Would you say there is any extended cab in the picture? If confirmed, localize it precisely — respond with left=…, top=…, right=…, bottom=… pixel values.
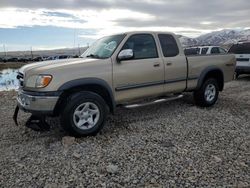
left=16, top=31, right=236, bottom=136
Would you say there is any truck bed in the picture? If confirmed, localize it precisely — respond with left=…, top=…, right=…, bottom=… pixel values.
left=186, top=54, right=236, bottom=90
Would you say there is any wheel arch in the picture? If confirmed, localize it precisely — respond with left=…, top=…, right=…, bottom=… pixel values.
left=196, top=66, right=224, bottom=91
left=54, top=78, right=115, bottom=115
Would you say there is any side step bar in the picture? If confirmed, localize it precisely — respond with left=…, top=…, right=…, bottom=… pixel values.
left=124, top=94, right=183, bottom=109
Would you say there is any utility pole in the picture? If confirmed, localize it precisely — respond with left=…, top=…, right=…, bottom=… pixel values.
left=78, top=44, right=81, bottom=56
left=73, top=28, right=76, bottom=55
left=3, top=44, right=7, bottom=57
left=30, top=46, right=33, bottom=59
left=74, top=29, right=76, bottom=48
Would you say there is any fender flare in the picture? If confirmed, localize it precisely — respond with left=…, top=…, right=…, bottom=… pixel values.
left=58, top=78, right=116, bottom=112
left=196, top=66, right=224, bottom=90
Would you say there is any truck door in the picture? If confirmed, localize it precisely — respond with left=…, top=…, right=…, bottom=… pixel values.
left=113, top=33, right=165, bottom=103
left=157, top=34, right=187, bottom=93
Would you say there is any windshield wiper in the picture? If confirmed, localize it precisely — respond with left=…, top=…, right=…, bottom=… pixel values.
left=86, top=54, right=100, bottom=59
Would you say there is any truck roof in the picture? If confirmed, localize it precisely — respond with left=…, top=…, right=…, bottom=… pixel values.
left=122, top=31, right=175, bottom=35
left=186, top=46, right=222, bottom=48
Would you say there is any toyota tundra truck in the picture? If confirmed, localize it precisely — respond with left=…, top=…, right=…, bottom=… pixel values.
left=15, top=31, right=236, bottom=136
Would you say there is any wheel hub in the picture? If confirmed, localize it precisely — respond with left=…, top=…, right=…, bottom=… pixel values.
left=73, top=102, right=100, bottom=130
left=205, top=84, right=216, bottom=102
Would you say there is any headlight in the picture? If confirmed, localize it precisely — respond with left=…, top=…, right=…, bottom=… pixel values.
left=35, top=75, right=53, bottom=88
left=25, top=75, right=52, bottom=88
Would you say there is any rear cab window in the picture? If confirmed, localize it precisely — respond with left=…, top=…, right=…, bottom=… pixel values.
left=158, top=34, right=179, bottom=57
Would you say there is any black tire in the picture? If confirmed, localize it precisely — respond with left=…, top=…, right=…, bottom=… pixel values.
left=194, top=78, right=219, bottom=107
left=60, top=91, right=108, bottom=137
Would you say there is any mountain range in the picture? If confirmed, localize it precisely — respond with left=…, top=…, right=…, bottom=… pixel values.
left=179, top=29, right=250, bottom=47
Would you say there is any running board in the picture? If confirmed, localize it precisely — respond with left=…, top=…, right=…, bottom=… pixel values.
left=123, top=94, right=183, bottom=109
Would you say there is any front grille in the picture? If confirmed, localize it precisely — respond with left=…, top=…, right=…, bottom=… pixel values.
left=17, top=72, right=24, bottom=87
left=236, top=58, right=249, bottom=62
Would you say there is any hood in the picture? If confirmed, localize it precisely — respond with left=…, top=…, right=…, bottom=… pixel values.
left=19, top=58, right=98, bottom=75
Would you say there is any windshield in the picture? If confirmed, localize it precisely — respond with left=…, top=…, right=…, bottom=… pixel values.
left=228, top=43, right=250, bottom=54
left=81, top=34, right=126, bottom=59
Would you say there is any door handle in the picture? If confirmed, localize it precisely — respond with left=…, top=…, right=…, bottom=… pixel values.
left=153, top=63, right=160, bottom=67
left=166, top=62, right=172, bottom=66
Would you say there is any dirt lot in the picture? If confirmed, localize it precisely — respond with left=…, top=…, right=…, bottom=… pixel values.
left=0, top=77, right=249, bottom=187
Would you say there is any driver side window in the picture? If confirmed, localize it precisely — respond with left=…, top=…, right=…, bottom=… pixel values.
left=122, top=34, right=158, bottom=60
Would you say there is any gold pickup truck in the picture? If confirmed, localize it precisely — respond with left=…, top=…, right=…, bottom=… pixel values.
left=15, top=31, right=236, bottom=136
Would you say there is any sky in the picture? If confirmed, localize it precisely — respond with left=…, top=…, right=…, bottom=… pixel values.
left=0, top=0, right=249, bottom=52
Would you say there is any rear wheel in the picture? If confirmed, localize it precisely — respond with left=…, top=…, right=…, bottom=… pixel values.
left=60, top=91, right=108, bottom=137
left=194, top=78, right=219, bottom=107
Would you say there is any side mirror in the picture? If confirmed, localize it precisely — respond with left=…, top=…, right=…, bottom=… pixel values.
left=117, top=49, right=134, bottom=61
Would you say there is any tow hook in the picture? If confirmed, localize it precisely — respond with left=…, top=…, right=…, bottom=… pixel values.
left=13, top=105, right=50, bottom=131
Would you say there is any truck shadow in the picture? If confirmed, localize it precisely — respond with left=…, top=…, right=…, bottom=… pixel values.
left=236, top=75, right=250, bottom=81
left=17, top=93, right=195, bottom=139
left=102, top=94, right=195, bottom=135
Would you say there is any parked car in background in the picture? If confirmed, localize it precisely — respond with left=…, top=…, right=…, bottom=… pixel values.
left=198, top=46, right=227, bottom=55
left=44, top=55, right=72, bottom=61
left=55, top=55, right=71, bottom=60
left=228, top=42, right=250, bottom=78
left=32, top=56, right=44, bottom=62
left=17, top=57, right=36, bottom=62
left=44, top=56, right=56, bottom=61
left=3, top=57, right=19, bottom=62
left=184, top=46, right=227, bottom=56
left=17, top=57, right=29, bottom=62
left=184, top=47, right=199, bottom=55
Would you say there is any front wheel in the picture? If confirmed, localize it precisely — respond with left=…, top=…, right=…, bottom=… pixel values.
left=60, top=91, right=108, bottom=137
left=194, top=78, right=219, bottom=107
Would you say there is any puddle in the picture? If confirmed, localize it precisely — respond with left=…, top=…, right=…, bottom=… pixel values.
left=0, top=69, right=19, bottom=91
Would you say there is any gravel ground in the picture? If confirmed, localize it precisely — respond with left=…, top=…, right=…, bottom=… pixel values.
left=0, top=77, right=250, bottom=188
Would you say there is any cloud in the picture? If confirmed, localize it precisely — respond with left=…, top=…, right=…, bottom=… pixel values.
left=0, top=8, right=84, bottom=29
left=0, top=0, right=249, bottom=37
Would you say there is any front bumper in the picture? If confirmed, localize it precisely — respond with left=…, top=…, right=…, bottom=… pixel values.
left=17, top=90, right=60, bottom=114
